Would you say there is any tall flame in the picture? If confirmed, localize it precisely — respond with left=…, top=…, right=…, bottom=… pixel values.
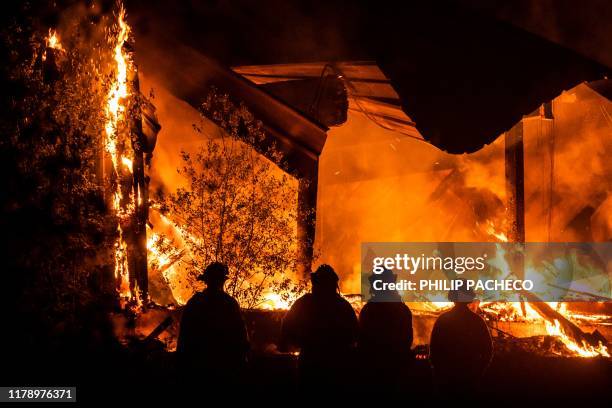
left=104, top=5, right=130, bottom=169
left=104, top=4, right=134, bottom=300
left=485, top=220, right=509, bottom=242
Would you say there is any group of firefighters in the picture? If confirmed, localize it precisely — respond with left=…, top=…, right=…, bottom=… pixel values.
left=176, top=262, right=493, bottom=396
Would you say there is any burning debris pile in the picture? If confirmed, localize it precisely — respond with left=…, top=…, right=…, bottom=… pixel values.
left=482, top=302, right=610, bottom=358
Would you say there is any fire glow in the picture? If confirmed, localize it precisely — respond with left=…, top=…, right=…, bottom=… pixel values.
left=42, top=29, right=64, bottom=62
left=141, top=131, right=609, bottom=359
left=46, top=29, right=63, bottom=51
left=82, top=3, right=609, bottom=359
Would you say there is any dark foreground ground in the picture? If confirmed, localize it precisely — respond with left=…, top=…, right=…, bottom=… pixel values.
left=1, top=308, right=609, bottom=404
left=2, top=332, right=610, bottom=405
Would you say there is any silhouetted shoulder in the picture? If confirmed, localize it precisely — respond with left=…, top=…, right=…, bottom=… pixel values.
left=220, top=291, right=241, bottom=307
left=338, top=296, right=355, bottom=314
left=290, top=293, right=314, bottom=309
left=183, top=292, right=206, bottom=310
left=434, top=307, right=484, bottom=326
left=199, top=289, right=238, bottom=303
left=186, top=291, right=204, bottom=304
left=361, top=301, right=412, bottom=316
left=435, top=308, right=454, bottom=322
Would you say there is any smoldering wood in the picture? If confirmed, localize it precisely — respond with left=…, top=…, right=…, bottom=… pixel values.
left=504, top=121, right=526, bottom=290
left=521, top=291, right=607, bottom=349
left=145, top=315, right=174, bottom=342
left=504, top=121, right=525, bottom=243
left=126, top=68, right=149, bottom=300
left=141, top=99, right=161, bottom=157
left=297, top=163, right=318, bottom=276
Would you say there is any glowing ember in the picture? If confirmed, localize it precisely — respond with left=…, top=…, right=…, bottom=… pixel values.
left=46, top=29, right=63, bottom=51
left=485, top=220, right=508, bottom=242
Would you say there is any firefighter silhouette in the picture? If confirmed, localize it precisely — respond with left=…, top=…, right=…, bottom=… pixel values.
left=429, top=287, right=493, bottom=394
left=177, top=262, right=249, bottom=386
left=359, top=269, right=414, bottom=393
left=281, top=264, right=358, bottom=392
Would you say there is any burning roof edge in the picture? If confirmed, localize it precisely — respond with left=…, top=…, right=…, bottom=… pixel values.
left=233, top=61, right=423, bottom=142
left=134, top=37, right=327, bottom=178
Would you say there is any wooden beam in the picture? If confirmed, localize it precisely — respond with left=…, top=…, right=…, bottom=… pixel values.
left=128, top=70, right=149, bottom=301
left=505, top=122, right=525, bottom=243
left=297, top=161, right=318, bottom=276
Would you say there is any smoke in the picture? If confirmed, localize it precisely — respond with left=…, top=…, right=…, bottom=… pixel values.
left=139, top=73, right=220, bottom=194
left=315, top=84, right=611, bottom=293
left=315, top=111, right=504, bottom=293
left=539, top=84, right=612, bottom=241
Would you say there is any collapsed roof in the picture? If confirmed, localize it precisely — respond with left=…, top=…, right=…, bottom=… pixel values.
left=131, top=0, right=609, bottom=155
left=233, top=61, right=423, bottom=141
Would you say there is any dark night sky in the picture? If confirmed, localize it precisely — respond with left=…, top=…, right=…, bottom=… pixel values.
left=127, top=0, right=612, bottom=68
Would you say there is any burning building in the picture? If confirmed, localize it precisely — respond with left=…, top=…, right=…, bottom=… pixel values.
left=116, top=0, right=612, bottom=357
left=132, top=35, right=611, bottom=359
left=37, top=1, right=610, bottom=359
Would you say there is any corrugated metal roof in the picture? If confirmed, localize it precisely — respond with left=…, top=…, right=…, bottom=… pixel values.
left=233, top=62, right=424, bottom=141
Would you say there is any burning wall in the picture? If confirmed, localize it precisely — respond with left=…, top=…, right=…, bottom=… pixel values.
left=35, top=2, right=160, bottom=305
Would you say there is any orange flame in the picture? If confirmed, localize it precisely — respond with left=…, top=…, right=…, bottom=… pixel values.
left=104, top=6, right=131, bottom=167
left=544, top=318, right=610, bottom=357
left=46, top=29, right=63, bottom=51
left=104, top=4, right=134, bottom=300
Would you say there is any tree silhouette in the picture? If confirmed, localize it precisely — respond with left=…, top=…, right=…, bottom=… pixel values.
left=157, top=90, right=306, bottom=308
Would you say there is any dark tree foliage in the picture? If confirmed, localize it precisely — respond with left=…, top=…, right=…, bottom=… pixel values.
left=0, top=1, right=120, bottom=379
